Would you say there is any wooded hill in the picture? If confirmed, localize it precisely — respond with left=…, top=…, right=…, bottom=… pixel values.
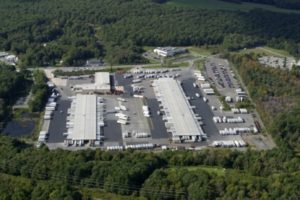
left=1, top=0, right=300, bottom=66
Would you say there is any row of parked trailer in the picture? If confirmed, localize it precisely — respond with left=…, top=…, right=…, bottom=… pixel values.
left=142, top=106, right=151, bottom=117
left=213, top=116, right=244, bottom=123
left=106, top=143, right=154, bottom=150
left=38, top=131, right=49, bottom=143
left=44, top=92, right=59, bottom=120
left=133, top=73, right=180, bottom=82
left=132, top=68, right=174, bottom=74
left=116, top=112, right=129, bottom=125
left=212, top=140, right=246, bottom=148
left=134, top=132, right=150, bottom=138
left=219, top=127, right=257, bottom=135
left=132, top=84, right=143, bottom=93
left=231, top=108, right=248, bottom=114
left=194, top=70, right=206, bottom=81
left=130, top=68, right=181, bottom=82
left=199, top=82, right=215, bottom=95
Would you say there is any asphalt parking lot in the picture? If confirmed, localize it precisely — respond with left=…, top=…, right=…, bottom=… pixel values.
left=48, top=99, right=71, bottom=143
left=205, top=58, right=240, bottom=98
left=102, top=96, right=123, bottom=145
left=115, top=73, right=169, bottom=142
left=46, top=66, right=259, bottom=149
left=180, top=78, right=220, bottom=140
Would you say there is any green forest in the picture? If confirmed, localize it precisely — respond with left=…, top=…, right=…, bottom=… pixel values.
left=226, top=53, right=300, bottom=153
left=221, top=0, right=300, bottom=10
left=1, top=0, right=300, bottom=199
left=0, top=63, right=30, bottom=128
left=1, top=0, right=300, bottom=66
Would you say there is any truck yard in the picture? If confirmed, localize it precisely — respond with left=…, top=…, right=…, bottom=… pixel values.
left=40, top=57, right=273, bottom=150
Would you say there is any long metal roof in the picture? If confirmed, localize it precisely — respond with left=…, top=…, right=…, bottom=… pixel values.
left=72, top=94, right=97, bottom=140
left=153, top=78, right=205, bottom=137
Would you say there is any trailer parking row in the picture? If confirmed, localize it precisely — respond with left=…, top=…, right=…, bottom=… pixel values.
left=211, top=140, right=246, bottom=148
left=219, top=127, right=257, bottom=135
left=106, top=143, right=154, bottom=150
left=213, top=116, right=244, bottom=123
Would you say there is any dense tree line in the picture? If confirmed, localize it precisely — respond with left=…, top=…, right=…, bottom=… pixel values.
left=226, top=53, right=300, bottom=151
left=0, top=63, right=29, bottom=129
left=0, top=173, right=81, bottom=200
left=1, top=0, right=300, bottom=66
left=222, top=0, right=300, bottom=10
left=0, top=136, right=300, bottom=199
left=141, top=167, right=300, bottom=200
left=28, top=70, right=49, bottom=112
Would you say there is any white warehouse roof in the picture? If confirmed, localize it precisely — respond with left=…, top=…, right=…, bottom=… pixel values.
left=74, top=72, right=111, bottom=92
left=153, top=78, right=205, bottom=138
left=71, top=94, right=97, bottom=140
left=95, top=72, right=110, bottom=90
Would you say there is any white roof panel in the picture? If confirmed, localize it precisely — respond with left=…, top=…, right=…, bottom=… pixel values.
left=153, top=78, right=205, bottom=137
left=72, top=94, right=97, bottom=140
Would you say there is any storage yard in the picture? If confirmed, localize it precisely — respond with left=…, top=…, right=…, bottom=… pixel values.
left=258, top=56, right=296, bottom=70
left=40, top=59, right=270, bottom=150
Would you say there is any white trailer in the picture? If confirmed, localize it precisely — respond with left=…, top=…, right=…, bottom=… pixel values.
left=120, top=105, right=127, bottom=111
left=117, top=119, right=128, bottom=125
left=133, top=94, right=144, bottom=98
left=203, top=88, right=214, bottom=95
left=132, top=79, right=142, bottom=83
left=118, top=115, right=129, bottom=120
left=117, top=98, right=126, bottom=102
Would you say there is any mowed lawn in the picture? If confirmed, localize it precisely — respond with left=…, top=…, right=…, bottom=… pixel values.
left=166, top=0, right=300, bottom=14
left=238, top=46, right=292, bottom=57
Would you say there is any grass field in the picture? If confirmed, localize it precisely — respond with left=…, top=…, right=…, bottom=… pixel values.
left=238, top=46, right=292, bottom=57
left=143, top=61, right=189, bottom=69
left=188, top=46, right=212, bottom=57
left=167, top=0, right=300, bottom=14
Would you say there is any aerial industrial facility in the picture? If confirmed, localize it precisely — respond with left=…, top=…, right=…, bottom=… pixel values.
left=153, top=78, right=206, bottom=142
left=40, top=58, right=262, bottom=150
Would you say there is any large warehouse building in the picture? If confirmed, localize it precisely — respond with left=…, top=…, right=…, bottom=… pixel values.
left=65, top=94, right=104, bottom=146
left=153, top=78, right=206, bottom=142
left=74, top=72, right=111, bottom=94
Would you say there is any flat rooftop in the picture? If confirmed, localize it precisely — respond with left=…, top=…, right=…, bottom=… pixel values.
left=153, top=78, right=205, bottom=137
left=71, top=94, right=97, bottom=140
left=95, top=72, right=110, bottom=88
left=75, top=72, right=110, bottom=91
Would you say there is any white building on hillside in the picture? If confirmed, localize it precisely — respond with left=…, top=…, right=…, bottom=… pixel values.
left=153, top=47, right=186, bottom=57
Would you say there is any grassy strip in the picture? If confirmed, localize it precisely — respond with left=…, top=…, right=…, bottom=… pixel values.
left=193, top=59, right=206, bottom=71
left=53, top=67, right=132, bottom=77
left=143, top=62, right=189, bottom=69
left=238, top=46, right=292, bottom=57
